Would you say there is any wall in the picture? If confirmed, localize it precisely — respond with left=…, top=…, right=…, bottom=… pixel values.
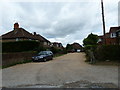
left=2, top=52, right=36, bottom=67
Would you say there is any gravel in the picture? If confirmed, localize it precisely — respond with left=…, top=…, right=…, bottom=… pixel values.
left=2, top=53, right=118, bottom=88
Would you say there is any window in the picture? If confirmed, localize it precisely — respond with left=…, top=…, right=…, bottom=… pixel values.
left=16, top=38, right=19, bottom=41
left=118, top=32, right=120, bottom=37
left=98, top=39, right=102, bottom=42
left=57, top=44, right=59, bottom=47
left=44, top=42, right=47, bottom=45
left=48, top=43, right=50, bottom=46
left=111, top=33, right=116, bottom=38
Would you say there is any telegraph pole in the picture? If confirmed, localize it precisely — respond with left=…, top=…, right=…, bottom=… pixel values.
left=101, top=0, right=106, bottom=45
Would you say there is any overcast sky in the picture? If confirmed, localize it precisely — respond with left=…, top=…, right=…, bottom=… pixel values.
left=0, top=0, right=119, bottom=46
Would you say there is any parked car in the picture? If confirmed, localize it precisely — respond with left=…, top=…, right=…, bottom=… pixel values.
left=32, top=51, right=53, bottom=62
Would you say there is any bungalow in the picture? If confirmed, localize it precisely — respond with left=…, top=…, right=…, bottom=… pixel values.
left=98, top=26, right=120, bottom=45
left=1, top=23, right=51, bottom=47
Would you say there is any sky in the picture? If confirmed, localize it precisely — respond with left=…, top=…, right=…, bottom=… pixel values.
left=0, top=0, right=119, bottom=46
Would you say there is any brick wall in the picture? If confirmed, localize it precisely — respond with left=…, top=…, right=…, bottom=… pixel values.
left=2, top=52, right=36, bottom=67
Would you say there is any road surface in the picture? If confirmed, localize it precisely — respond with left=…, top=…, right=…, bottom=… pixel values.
left=2, top=53, right=118, bottom=88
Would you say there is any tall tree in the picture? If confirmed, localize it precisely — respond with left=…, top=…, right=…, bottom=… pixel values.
left=83, top=33, right=98, bottom=46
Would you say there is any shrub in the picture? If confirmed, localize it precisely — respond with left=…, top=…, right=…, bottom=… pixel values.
left=84, top=45, right=97, bottom=51
left=36, top=45, right=47, bottom=53
left=84, top=45, right=120, bottom=62
left=2, top=40, right=40, bottom=53
left=95, top=45, right=120, bottom=61
left=50, top=47, right=60, bottom=54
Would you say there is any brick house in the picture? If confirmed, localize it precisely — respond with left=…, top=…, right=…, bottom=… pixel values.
left=71, top=42, right=83, bottom=52
left=33, top=32, right=51, bottom=47
left=1, top=23, right=51, bottom=47
left=52, top=42, right=64, bottom=49
left=116, top=29, right=120, bottom=45
left=66, top=42, right=83, bottom=52
left=98, top=26, right=120, bottom=45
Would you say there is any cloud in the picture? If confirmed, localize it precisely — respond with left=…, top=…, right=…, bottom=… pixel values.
left=0, top=0, right=119, bottom=46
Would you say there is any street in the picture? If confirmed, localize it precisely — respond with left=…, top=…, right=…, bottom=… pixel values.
left=2, top=53, right=118, bottom=88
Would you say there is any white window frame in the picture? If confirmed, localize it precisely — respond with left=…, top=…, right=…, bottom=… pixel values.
left=16, top=38, right=19, bottom=41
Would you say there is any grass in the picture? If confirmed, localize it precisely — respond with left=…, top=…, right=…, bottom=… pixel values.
left=2, top=53, right=67, bottom=69
left=54, top=53, right=66, bottom=57
left=2, top=59, right=32, bottom=69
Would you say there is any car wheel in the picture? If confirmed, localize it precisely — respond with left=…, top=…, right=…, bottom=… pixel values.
left=44, top=58, right=47, bottom=62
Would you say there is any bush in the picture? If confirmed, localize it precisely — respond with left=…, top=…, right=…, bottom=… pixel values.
left=50, top=47, right=60, bottom=54
left=2, top=41, right=40, bottom=53
left=84, top=45, right=120, bottom=62
left=84, top=45, right=97, bottom=51
left=36, top=45, right=47, bottom=53
left=95, top=45, right=120, bottom=61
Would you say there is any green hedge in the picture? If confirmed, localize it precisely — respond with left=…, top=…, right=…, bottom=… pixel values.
left=85, top=45, right=120, bottom=61
left=95, top=45, right=120, bottom=61
left=2, top=41, right=39, bottom=53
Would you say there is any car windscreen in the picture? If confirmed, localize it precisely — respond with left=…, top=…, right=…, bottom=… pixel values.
left=38, top=51, right=47, bottom=55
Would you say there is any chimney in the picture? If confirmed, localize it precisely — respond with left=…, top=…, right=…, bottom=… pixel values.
left=34, top=32, right=36, bottom=35
left=14, top=22, right=19, bottom=29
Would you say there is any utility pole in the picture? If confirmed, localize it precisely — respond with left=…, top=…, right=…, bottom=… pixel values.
left=101, top=0, right=106, bottom=45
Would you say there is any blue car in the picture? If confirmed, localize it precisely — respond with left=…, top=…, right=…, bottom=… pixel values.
left=32, top=51, right=53, bottom=62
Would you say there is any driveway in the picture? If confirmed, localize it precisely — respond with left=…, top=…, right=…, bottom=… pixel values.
left=2, top=53, right=118, bottom=88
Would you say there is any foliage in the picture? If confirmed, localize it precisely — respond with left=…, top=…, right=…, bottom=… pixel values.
left=2, top=41, right=39, bottom=53
left=95, top=45, right=120, bottom=61
left=50, top=47, right=61, bottom=54
left=36, top=45, right=47, bottom=53
left=83, top=33, right=98, bottom=46
left=2, top=59, right=32, bottom=69
left=66, top=44, right=74, bottom=52
left=84, top=45, right=120, bottom=62
left=66, top=44, right=73, bottom=50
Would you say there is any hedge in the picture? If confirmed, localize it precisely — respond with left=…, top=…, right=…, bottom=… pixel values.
left=85, top=45, right=120, bottom=61
left=95, top=45, right=120, bottom=61
left=2, top=41, right=40, bottom=53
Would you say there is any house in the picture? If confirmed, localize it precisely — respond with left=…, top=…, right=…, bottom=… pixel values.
left=52, top=42, right=64, bottom=49
left=98, top=26, right=120, bottom=45
left=66, top=42, right=82, bottom=52
left=1, top=23, right=35, bottom=42
left=116, top=29, right=120, bottom=45
left=33, top=32, right=51, bottom=47
left=1, top=23, right=51, bottom=47
left=71, top=42, right=83, bottom=52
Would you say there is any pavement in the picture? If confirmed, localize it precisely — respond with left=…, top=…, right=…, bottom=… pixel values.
left=2, top=53, right=118, bottom=88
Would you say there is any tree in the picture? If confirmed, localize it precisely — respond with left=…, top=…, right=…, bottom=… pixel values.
left=66, top=44, right=73, bottom=50
left=83, top=33, right=98, bottom=46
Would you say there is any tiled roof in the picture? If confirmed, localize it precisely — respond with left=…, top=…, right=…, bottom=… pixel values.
left=1, top=28, right=51, bottom=43
left=71, top=43, right=82, bottom=49
left=109, top=26, right=120, bottom=33
left=2, top=28, right=34, bottom=39
left=34, top=34, right=50, bottom=43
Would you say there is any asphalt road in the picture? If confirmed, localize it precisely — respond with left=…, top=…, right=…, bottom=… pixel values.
left=2, top=53, right=118, bottom=88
